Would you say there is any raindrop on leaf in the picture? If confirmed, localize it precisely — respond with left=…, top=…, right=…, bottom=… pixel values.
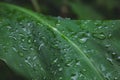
left=93, top=32, right=106, bottom=40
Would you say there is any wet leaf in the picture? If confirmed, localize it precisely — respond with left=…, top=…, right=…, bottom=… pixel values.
left=0, top=3, right=120, bottom=80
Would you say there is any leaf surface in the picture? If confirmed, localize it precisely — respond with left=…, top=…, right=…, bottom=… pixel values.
left=0, top=3, right=120, bottom=80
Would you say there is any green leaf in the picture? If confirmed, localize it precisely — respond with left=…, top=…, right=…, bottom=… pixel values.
left=0, top=3, right=120, bottom=80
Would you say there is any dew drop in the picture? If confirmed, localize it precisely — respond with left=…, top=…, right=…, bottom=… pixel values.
left=112, top=52, right=116, bottom=55
left=71, top=73, right=78, bottom=80
left=19, top=45, right=28, bottom=51
left=53, top=58, right=58, bottom=63
left=114, top=77, right=118, bottom=80
left=79, top=37, right=88, bottom=43
left=104, top=73, right=111, bottom=80
left=12, top=47, right=18, bottom=52
left=105, top=44, right=111, bottom=48
left=56, top=23, right=60, bottom=26
left=33, top=40, right=37, bottom=43
left=108, top=33, right=112, bottom=38
left=93, top=32, right=106, bottom=40
left=58, top=67, right=63, bottom=71
left=9, top=36, right=17, bottom=40
left=22, top=39, right=25, bottom=42
left=38, top=43, right=44, bottom=50
left=106, top=57, right=113, bottom=64
left=100, top=64, right=106, bottom=71
left=33, top=56, right=37, bottom=60
left=28, top=39, right=31, bottom=43
left=19, top=53, right=24, bottom=57
left=25, top=57, right=33, bottom=67
left=7, top=26, right=12, bottom=30
left=59, top=77, right=63, bottom=80
left=117, top=56, right=120, bottom=60
left=75, top=60, right=81, bottom=66
left=65, top=61, right=72, bottom=67
left=83, top=69, right=86, bottom=72
left=98, top=26, right=103, bottom=29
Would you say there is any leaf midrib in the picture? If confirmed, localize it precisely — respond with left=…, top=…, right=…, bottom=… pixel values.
left=0, top=3, right=105, bottom=80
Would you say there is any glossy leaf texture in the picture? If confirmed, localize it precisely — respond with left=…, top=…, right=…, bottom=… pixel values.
left=0, top=3, right=120, bottom=80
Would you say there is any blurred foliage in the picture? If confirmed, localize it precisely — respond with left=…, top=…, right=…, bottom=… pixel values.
left=0, top=0, right=120, bottom=19
left=0, top=0, right=120, bottom=79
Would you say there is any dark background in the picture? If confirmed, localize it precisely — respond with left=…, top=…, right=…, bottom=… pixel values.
left=0, top=0, right=120, bottom=19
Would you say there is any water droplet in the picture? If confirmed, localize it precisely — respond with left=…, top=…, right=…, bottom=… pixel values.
left=56, top=23, right=60, bottom=26
left=112, top=52, right=116, bottom=55
left=93, top=32, right=106, bottom=40
left=9, top=36, right=17, bottom=40
left=22, top=39, right=25, bottom=42
left=19, top=45, right=28, bottom=51
left=58, top=67, right=63, bottom=71
left=19, top=53, right=24, bottom=57
left=12, top=47, right=17, bottom=52
left=98, top=26, right=103, bottom=29
left=33, top=40, right=37, bottom=43
left=104, top=73, right=111, bottom=80
left=22, top=27, right=27, bottom=32
left=65, top=61, right=72, bottom=67
left=83, top=69, right=86, bottom=72
left=38, top=43, right=44, bottom=50
left=71, top=73, right=78, bottom=80
left=25, top=57, right=33, bottom=67
left=27, top=56, right=31, bottom=60
left=100, top=64, right=106, bottom=71
left=59, top=77, right=63, bottom=80
left=57, top=64, right=60, bottom=67
left=105, top=44, right=111, bottom=48
left=117, top=56, right=120, bottom=60
left=28, top=39, right=31, bottom=43
left=27, top=23, right=32, bottom=26
left=53, top=58, right=58, bottom=63
left=75, top=60, right=81, bottom=66
left=7, top=26, right=12, bottom=30
left=33, top=56, right=37, bottom=60
left=114, top=77, right=118, bottom=80
left=79, top=37, right=88, bottom=43
left=30, top=47, right=34, bottom=51
left=108, top=33, right=112, bottom=38
left=106, top=57, right=113, bottom=64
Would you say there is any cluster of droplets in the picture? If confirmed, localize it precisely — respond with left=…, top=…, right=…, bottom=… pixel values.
left=74, top=31, right=91, bottom=44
